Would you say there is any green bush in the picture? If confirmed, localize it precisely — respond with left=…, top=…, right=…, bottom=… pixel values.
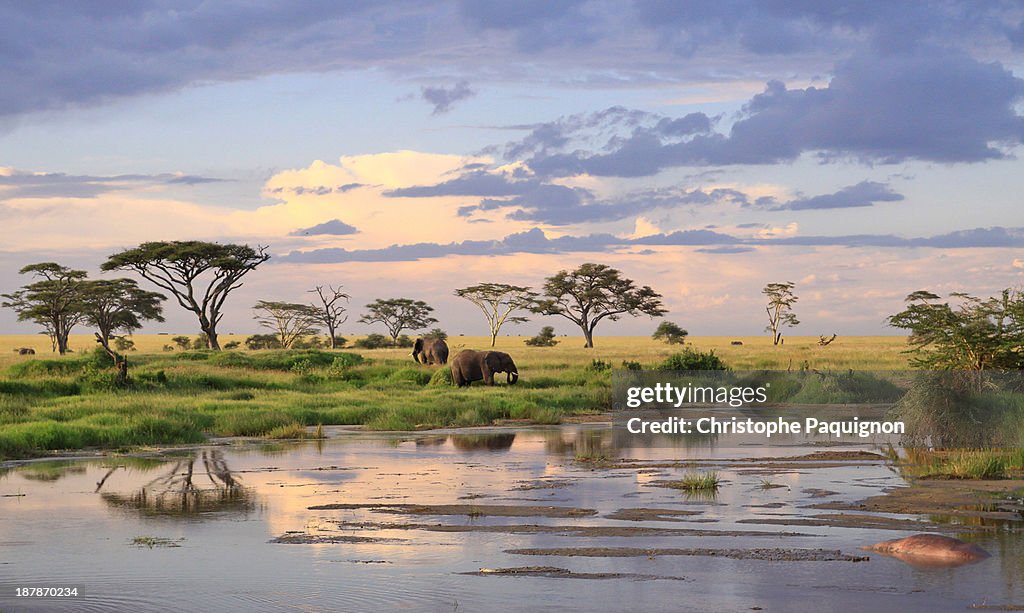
left=428, top=367, right=454, bottom=386
left=354, top=334, right=392, bottom=349
left=659, top=348, right=727, bottom=371
left=525, top=326, right=559, bottom=347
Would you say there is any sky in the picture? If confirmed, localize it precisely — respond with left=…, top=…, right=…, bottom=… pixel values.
left=3, top=1, right=1024, bottom=339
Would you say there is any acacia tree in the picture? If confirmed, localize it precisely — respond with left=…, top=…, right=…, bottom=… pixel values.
left=102, top=241, right=269, bottom=350
left=763, top=282, right=799, bottom=346
left=358, top=298, right=437, bottom=343
left=888, top=289, right=1024, bottom=370
left=532, top=263, right=665, bottom=348
left=653, top=321, right=688, bottom=345
left=309, top=285, right=350, bottom=349
left=2, top=263, right=88, bottom=354
left=253, top=300, right=321, bottom=349
left=455, top=283, right=538, bottom=347
left=80, top=279, right=166, bottom=381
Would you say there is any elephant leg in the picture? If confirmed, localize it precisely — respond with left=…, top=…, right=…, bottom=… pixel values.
left=483, top=369, right=494, bottom=385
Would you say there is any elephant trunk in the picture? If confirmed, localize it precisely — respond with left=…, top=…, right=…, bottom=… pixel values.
left=508, top=371, right=519, bottom=384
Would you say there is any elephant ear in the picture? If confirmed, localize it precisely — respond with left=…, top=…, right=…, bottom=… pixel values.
left=484, top=352, right=500, bottom=370
left=414, top=338, right=423, bottom=352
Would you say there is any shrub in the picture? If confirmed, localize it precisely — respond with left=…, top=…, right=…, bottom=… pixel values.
left=424, top=328, right=448, bottom=341
left=525, top=326, right=559, bottom=347
left=245, top=334, right=282, bottom=350
left=659, top=348, right=727, bottom=371
left=587, top=359, right=612, bottom=372
left=621, top=360, right=643, bottom=371
left=396, top=335, right=414, bottom=348
left=193, top=334, right=210, bottom=350
left=292, top=336, right=325, bottom=350
left=113, top=337, right=136, bottom=352
left=223, top=341, right=241, bottom=350
left=386, top=368, right=433, bottom=386
left=171, top=336, right=192, bottom=350
left=428, top=368, right=454, bottom=386
left=354, top=334, right=392, bottom=349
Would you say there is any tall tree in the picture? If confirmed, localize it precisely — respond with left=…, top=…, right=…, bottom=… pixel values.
left=455, top=283, right=538, bottom=347
left=253, top=300, right=321, bottom=349
left=309, top=285, right=350, bottom=349
left=888, top=289, right=1024, bottom=370
left=532, top=263, right=665, bottom=348
left=763, top=281, right=799, bottom=346
left=1, top=263, right=88, bottom=355
left=102, top=241, right=269, bottom=350
left=358, top=298, right=437, bottom=343
left=80, top=278, right=166, bottom=381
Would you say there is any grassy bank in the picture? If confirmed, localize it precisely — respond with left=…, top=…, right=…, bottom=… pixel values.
left=0, top=335, right=910, bottom=459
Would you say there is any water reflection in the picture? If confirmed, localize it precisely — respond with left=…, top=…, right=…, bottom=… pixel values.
left=96, top=449, right=257, bottom=517
left=449, top=433, right=516, bottom=452
left=18, top=460, right=86, bottom=482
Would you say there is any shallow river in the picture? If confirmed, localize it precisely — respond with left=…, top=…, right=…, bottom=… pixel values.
left=1, top=426, right=1021, bottom=612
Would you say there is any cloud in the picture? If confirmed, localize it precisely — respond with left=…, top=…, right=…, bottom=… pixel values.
left=281, top=225, right=1024, bottom=263
left=385, top=171, right=532, bottom=197
left=267, top=183, right=365, bottom=197
left=3, top=2, right=1022, bottom=121
left=694, top=246, right=756, bottom=254
left=420, top=80, right=476, bottom=115
left=386, top=164, right=904, bottom=224
left=289, top=219, right=358, bottom=236
left=0, top=169, right=226, bottom=200
left=504, top=47, right=1024, bottom=177
left=763, top=181, right=904, bottom=211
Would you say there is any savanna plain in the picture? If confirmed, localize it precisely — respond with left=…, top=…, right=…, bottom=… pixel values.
left=0, top=334, right=907, bottom=459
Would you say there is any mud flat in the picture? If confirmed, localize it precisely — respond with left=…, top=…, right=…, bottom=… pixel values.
left=307, top=502, right=599, bottom=517
left=463, top=566, right=687, bottom=581
left=504, top=547, right=870, bottom=562
left=304, top=520, right=816, bottom=538
left=810, top=479, right=1024, bottom=527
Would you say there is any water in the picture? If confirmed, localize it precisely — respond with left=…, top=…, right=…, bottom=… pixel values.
left=1, top=426, right=1021, bottom=612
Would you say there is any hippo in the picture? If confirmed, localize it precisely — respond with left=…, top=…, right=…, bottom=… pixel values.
left=862, top=534, right=990, bottom=568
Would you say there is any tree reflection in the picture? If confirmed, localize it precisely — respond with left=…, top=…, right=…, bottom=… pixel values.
left=96, top=450, right=256, bottom=517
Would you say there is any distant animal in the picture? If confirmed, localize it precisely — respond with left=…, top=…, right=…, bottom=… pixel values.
left=412, top=338, right=449, bottom=365
left=17, top=347, right=35, bottom=355
left=450, top=350, right=518, bottom=387
left=862, top=534, right=990, bottom=568
left=730, top=341, right=743, bottom=346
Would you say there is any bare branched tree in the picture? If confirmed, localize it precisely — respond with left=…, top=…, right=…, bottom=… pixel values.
left=310, top=285, right=350, bottom=349
left=253, top=300, right=321, bottom=349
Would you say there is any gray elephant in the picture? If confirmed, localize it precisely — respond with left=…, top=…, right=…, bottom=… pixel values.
left=450, top=350, right=518, bottom=387
left=412, top=338, right=449, bottom=365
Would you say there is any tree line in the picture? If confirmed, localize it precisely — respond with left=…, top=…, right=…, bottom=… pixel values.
left=6, top=240, right=1018, bottom=372
left=1, top=242, right=668, bottom=361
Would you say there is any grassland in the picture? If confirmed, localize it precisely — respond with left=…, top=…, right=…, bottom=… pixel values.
left=0, top=334, right=911, bottom=459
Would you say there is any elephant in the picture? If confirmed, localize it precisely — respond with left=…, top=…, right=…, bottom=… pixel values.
left=450, top=350, right=518, bottom=387
left=412, top=338, right=449, bottom=365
